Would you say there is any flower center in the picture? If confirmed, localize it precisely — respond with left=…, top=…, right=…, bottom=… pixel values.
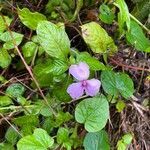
left=82, top=80, right=87, bottom=87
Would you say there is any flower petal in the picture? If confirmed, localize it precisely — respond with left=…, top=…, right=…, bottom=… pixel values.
left=69, top=62, right=89, bottom=81
left=85, top=79, right=101, bottom=96
left=67, top=82, right=84, bottom=99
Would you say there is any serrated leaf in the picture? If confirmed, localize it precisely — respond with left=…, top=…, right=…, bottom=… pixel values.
left=17, top=128, right=54, bottom=150
left=99, top=4, right=115, bottom=24
left=81, top=22, right=117, bottom=54
left=115, top=0, right=130, bottom=35
left=13, top=115, right=39, bottom=136
left=18, top=8, right=47, bottom=30
left=75, top=95, right=109, bottom=132
left=101, top=70, right=134, bottom=99
left=83, top=130, right=110, bottom=150
left=0, top=48, right=11, bottom=68
left=0, top=31, right=23, bottom=49
left=126, top=20, right=150, bottom=52
left=13, top=115, right=39, bottom=127
left=76, top=52, right=106, bottom=71
left=37, top=21, right=70, bottom=60
left=6, top=83, right=25, bottom=98
left=22, top=41, right=38, bottom=58
left=0, top=16, right=12, bottom=33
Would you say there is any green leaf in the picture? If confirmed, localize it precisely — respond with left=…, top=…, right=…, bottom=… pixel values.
left=117, top=140, right=126, bottom=150
left=5, top=127, right=19, bottom=145
left=0, top=96, right=12, bottom=106
left=101, top=70, right=134, bottom=99
left=13, top=115, right=39, bottom=127
left=75, top=95, right=109, bottom=132
left=33, top=59, right=53, bottom=87
left=6, top=83, right=25, bottom=98
left=17, top=128, right=54, bottom=150
left=115, top=73, right=134, bottom=99
left=83, top=130, right=110, bottom=150
left=37, top=21, right=70, bottom=60
left=81, top=22, right=117, bottom=54
left=115, top=0, right=130, bottom=35
left=50, top=59, right=68, bottom=75
left=54, top=112, right=72, bottom=127
left=33, top=59, right=68, bottom=87
left=116, top=100, right=126, bottom=112
left=18, top=8, right=47, bottom=30
left=117, top=133, right=133, bottom=150
left=57, top=127, right=73, bottom=150
left=0, top=31, right=23, bottom=49
left=52, top=75, right=72, bottom=102
left=76, top=52, right=106, bottom=71
left=0, top=48, right=11, bottom=68
left=126, top=20, right=150, bottom=52
left=22, top=42, right=38, bottom=58
left=40, top=104, right=52, bottom=117
left=0, top=143, right=14, bottom=150
left=0, top=16, right=12, bottom=33
left=99, top=4, right=115, bottom=24
left=33, top=128, right=54, bottom=148
left=101, top=70, right=118, bottom=96
left=57, top=127, right=69, bottom=144
left=122, top=133, right=133, bottom=145
left=16, top=96, right=27, bottom=105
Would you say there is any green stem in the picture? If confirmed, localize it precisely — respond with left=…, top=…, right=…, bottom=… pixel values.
left=0, top=105, right=36, bottom=111
left=70, top=0, right=83, bottom=22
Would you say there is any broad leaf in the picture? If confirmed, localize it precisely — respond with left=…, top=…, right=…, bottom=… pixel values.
left=101, top=70, right=134, bottom=99
left=75, top=95, right=109, bottom=132
left=37, top=21, right=70, bottom=60
left=126, top=20, right=150, bottom=52
left=76, top=52, right=106, bottom=71
left=101, top=70, right=118, bottom=96
left=18, top=8, right=47, bottom=30
left=17, top=128, right=54, bottom=150
left=81, top=22, right=117, bottom=54
left=0, top=48, right=11, bottom=68
left=115, top=0, right=130, bottom=35
left=0, top=16, right=12, bottom=33
left=115, top=73, right=134, bottom=99
left=33, top=59, right=68, bottom=87
left=22, top=41, right=38, bottom=58
left=0, top=31, right=23, bottom=49
left=99, top=4, right=115, bottom=24
left=83, top=130, right=110, bottom=150
left=6, top=83, right=25, bottom=98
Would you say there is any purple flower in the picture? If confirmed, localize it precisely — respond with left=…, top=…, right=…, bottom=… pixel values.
left=67, top=62, right=101, bottom=99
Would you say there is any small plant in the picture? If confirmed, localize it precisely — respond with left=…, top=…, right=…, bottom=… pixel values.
left=0, top=0, right=149, bottom=149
